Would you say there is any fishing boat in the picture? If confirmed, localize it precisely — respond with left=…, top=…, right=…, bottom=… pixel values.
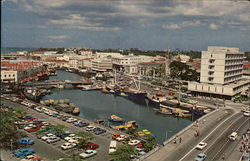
left=111, top=125, right=127, bottom=131
left=125, top=89, right=147, bottom=98
left=108, top=115, right=125, bottom=122
left=81, top=85, right=96, bottom=91
left=126, top=121, right=138, bottom=128
left=101, top=88, right=109, bottom=93
left=136, top=129, right=151, bottom=137
left=158, top=108, right=172, bottom=115
left=72, top=108, right=80, bottom=115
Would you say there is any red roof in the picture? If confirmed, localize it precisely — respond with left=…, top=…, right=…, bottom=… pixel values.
left=139, top=62, right=165, bottom=65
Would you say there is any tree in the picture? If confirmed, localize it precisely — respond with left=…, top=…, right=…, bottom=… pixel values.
left=0, top=108, right=27, bottom=150
left=75, top=131, right=93, bottom=149
left=50, top=124, right=67, bottom=136
left=110, top=144, right=138, bottom=161
left=143, top=135, right=157, bottom=152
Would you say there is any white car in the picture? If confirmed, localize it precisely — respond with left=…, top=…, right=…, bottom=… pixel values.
left=243, top=111, right=250, bottom=117
left=128, top=140, right=140, bottom=146
left=24, top=124, right=37, bottom=130
left=61, top=142, right=76, bottom=150
left=85, top=125, right=95, bottom=131
left=41, top=133, right=56, bottom=141
left=196, top=142, right=207, bottom=150
left=67, top=137, right=81, bottom=144
left=66, top=118, right=77, bottom=123
left=116, top=135, right=127, bottom=141
left=79, top=150, right=97, bottom=159
left=64, top=134, right=76, bottom=141
left=136, top=148, right=146, bottom=156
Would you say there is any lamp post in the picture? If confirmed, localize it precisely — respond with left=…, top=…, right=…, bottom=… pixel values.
left=165, top=130, right=172, bottom=140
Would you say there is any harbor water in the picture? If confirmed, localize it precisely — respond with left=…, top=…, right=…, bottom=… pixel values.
left=42, top=70, right=192, bottom=143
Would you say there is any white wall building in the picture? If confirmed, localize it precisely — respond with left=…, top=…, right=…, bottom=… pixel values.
left=188, top=46, right=249, bottom=99
left=200, top=46, right=244, bottom=85
left=91, top=59, right=112, bottom=72
left=1, top=70, right=18, bottom=83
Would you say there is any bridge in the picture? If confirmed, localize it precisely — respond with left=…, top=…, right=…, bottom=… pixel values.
left=21, top=80, right=91, bottom=87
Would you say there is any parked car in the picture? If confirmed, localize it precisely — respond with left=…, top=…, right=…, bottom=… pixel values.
left=112, top=134, right=120, bottom=140
left=61, top=142, right=76, bottom=150
left=66, top=118, right=77, bottom=123
left=79, top=150, right=97, bottom=159
left=26, top=127, right=40, bottom=132
left=86, top=125, right=95, bottom=131
left=196, top=142, right=207, bottom=150
left=109, top=140, right=117, bottom=154
left=128, top=140, right=140, bottom=146
left=41, top=133, right=56, bottom=141
left=17, top=138, right=34, bottom=145
left=58, top=133, right=71, bottom=139
left=61, top=116, right=72, bottom=121
left=116, top=135, right=128, bottom=142
left=243, top=111, right=250, bottom=117
left=195, top=153, right=207, bottom=161
left=85, top=142, right=99, bottom=150
left=13, top=148, right=35, bottom=158
left=94, top=128, right=106, bottom=135
left=64, top=134, right=76, bottom=141
left=46, top=137, right=60, bottom=144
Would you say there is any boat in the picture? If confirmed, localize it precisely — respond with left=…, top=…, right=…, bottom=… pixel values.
left=136, top=129, right=151, bottom=137
left=81, top=85, right=96, bottom=91
left=158, top=108, right=172, bottom=115
left=124, top=89, right=147, bottom=98
left=94, top=120, right=105, bottom=124
left=119, top=92, right=127, bottom=97
left=125, top=121, right=138, bottom=128
left=111, top=125, right=127, bottom=131
left=108, top=115, right=125, bottom=122
left=72, top=108, right=80, bottom=115
left=101, top=88, right=109, bottom=93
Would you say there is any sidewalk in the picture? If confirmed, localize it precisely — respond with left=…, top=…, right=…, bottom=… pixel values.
left=1, top=150, right=19, bottom=161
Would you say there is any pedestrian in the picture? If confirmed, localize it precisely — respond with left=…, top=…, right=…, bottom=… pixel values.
left=179, top=137, right=182, bottom=143
left=222, top=153, right=225, bottom=160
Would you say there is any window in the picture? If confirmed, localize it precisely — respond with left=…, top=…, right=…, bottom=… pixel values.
left=13, top=74, right=15, bottom=77
left=4, top=75, right=7, bottom=77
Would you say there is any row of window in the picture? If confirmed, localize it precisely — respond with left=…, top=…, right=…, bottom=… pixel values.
left=225, top=64, right=243, bottom=70
left=225, top=60, right=243, bottom=65
left=224, top=70, right=242, bottom=76
left=224, top=75, right=242, bottom=82
left=3, top=74, right=16, bottom=78
left=225, top=54, right=243, bottom=59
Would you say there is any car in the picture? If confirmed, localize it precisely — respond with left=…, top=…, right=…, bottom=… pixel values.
left=228, top=132, right=238, bottom=141
left=136, top=148, right=146, bottom=156
left=26, top=127, right=40, bottom=132
left=61, top=142, right=76, bottom=150
left=79, top=150, right=97, bottom=159
left=24, top=124, right=37, bottom=130
left=116, top=135, right=128, bottom=142
left=196, top=142, right=207, bottom=150
left=61, top=116, right=72, bottom=121
left=64, top=134, right=76, bottom=141
left=109, top=140, right=117, bottom=154
left=17, top=138, right=34, bottom=145
left=94, top=128, right=106, bottom=135
left=13, top=148, right=35, bottom=158
left=85, top=125, right=95, bottom=131
left=58, top=133, right=71, bottom=139
left=243, top=111, right=250, bottom=117
left=67, top=137, right=81, bottom=144
left=112, top=134, right=121, bottom=140
left=20, top=155, right=44, bottom=161
left=66, top=118, right=77, bottom=123
left=74, top=120, right=83, bottom=126
left=85, top=142, right=99, bottom=150
left=195, top=153, right=207, bottom=161
left=41, top=133, right=56, bottom=141
left=46, top=137, right=60, bottom=144
left=128, top=140, right=140, bottom=146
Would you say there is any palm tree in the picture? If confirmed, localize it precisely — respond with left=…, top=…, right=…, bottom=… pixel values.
left=50, top=124, right=68, bottom=136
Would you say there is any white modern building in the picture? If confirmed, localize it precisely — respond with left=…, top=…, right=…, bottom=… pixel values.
left=1, top=70, right=18, bottom=83
left=91, top=59, right=112, bottom=72
left=188, top=46, right=249, bottom=99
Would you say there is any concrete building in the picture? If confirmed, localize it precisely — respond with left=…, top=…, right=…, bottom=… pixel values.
left=188, top=46, right=249, bottom=100
left=91, top=59, right=112, bottom=72
left=1, top=70, right=18, bottom=83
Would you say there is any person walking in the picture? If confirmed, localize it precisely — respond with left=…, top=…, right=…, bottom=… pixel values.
left=179, top=137, right=182, bottom=143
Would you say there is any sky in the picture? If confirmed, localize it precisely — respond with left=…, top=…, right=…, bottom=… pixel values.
left=1, top=0, right=250, bottom=51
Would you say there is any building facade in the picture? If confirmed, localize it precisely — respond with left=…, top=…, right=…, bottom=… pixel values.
left=188, top=46, right=249, bottom=100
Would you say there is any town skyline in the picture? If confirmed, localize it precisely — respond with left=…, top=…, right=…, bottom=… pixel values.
left=2, top=0, right=250, bottom=51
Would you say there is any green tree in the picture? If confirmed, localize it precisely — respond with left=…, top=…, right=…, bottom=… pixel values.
left=50, top=124, right=68, bottom=135
left=143, top=135, right=157, bottom=152
left=0, top=108, right=27, bottom=150
left=75, top=131, right=93, bottom=149
left=110, top=144, right=138, bottom=161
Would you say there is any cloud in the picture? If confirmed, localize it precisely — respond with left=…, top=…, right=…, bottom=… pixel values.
left=48, top=35, right=69, bottom=40
left=209, top=23, right=220, bottom=30
left=162, top=20, right=202, bottom=29
left=7, top=0, right=250, bottom=31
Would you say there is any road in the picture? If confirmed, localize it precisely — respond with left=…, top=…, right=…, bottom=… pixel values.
left=181, top=114, right=249, bottom=161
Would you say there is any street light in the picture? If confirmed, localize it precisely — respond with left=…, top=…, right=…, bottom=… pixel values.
left=165, top=130, right=172, bottom=140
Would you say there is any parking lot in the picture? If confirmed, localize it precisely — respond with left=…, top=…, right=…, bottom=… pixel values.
left=2, top=96, right=147, bottom=161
